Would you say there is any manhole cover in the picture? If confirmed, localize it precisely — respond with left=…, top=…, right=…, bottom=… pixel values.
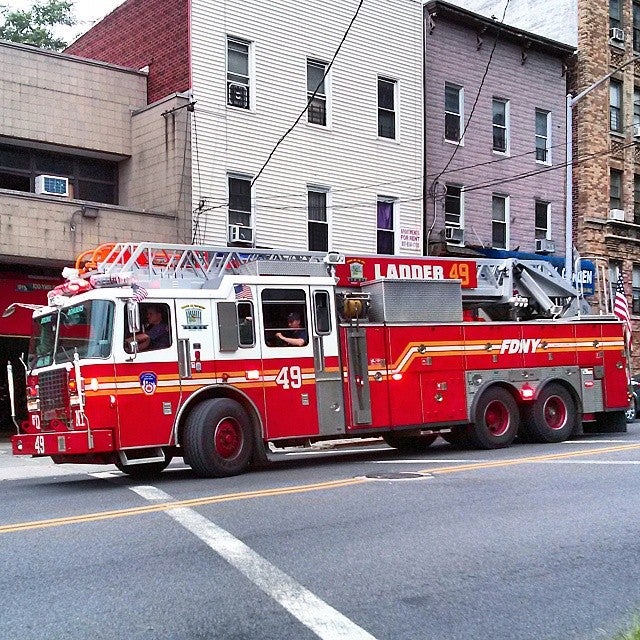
left=364, top=472, right=432, bottom=481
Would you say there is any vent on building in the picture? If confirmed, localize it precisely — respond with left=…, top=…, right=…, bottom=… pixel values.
left=534, top=238, right=555, bottom=254
left=228, top=224, right=254, bottom=245
left=609, top=208, right=625, bottom=221
left=443, top=226, right=464, bottom=245
left=35, top=175, right=69, bottom=197
left=227, top=83, right=249, bottom=109
left=609, top=27, right=625, bottom=42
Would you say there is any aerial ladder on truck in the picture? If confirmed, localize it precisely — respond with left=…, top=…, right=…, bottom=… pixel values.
left=7, top=242, right=629, bottom=478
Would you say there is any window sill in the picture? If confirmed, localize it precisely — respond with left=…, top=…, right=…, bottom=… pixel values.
left=535, top=160, right=552, bottom=166
left=444, top=138, right=464, bottom=147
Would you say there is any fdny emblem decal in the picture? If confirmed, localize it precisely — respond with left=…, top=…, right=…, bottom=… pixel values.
left=139, top=372, right=158, bottom=395
left=500, top=338, right=542, bottom=354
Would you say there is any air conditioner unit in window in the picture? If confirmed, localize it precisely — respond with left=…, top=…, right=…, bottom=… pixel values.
left=228, top=224, right=254, bottom=245
left=535, top=238, right=555, bottom=254
left=634, top=123, right=640, bottom=138
left=443, top=226, right=464, bottom=244
left=609, top=27, right=625, bottom=42
left=227, top=82, right=249, bottom=109
left=35, top=175, right=69, bottom=196
left=609, top=208, right=625, bottom=221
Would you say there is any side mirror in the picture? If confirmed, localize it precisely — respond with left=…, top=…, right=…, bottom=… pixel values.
left=127, top=300, right=141, bottom=334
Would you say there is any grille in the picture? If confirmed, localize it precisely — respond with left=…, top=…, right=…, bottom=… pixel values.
left=39, top=368, right=69, bottom=415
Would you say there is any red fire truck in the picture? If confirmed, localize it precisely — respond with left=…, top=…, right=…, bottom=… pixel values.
left=7, top=242, right=629, bottom=478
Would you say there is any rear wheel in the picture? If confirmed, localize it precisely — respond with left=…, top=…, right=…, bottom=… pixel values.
left=522, top=383, right=577, bottom=443
left=469, top=386, right=519, bottom=449
left=382, top=433, right=437, bottom=453
left=184, top=398, right=253, bottom=477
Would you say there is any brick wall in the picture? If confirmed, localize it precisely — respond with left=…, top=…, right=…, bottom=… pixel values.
left=65, top=0, right=190, bottom=104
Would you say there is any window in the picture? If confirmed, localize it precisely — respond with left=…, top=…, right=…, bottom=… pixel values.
left=535, top=200, right=550, bottom=239
left=308, top=189, right=328, bottom=251
left=444, top=184, right=463, bottom=227
left=610, top=169, right=623, bottom=210
left=135, top=303, right=171, bottom=352
left=610, top=80, right=623, bottom=132
left=227, top=37, right=251, bottom=109
left=377, top=198, right=395, bottom=254
left=634, top=1, right=640, bottom=51
left=237, top=301, right=255, bottom=347
left=633, top=264, right=640, bottom=314
left=492, top=98, right=509, bottom=153
left=228, top=176, right=252, bottom=227
left=635, top=174, right=640, bottom=223
left=0, top=143, right=118, bottom=204
left=492, top=194, right=509, bottom=249
left=307, top=60, right=328, bottom=126
left=313, top=290, right=332, bottom=335
left=634, top=87, right=640, bottom=135
left=535, top=109, right=551, bottom=163
left=378, top=77, right=396, bottom=139
left=261, top=289, right=308, bottom=348
left=610, top=261, right=621, bottom=308
left=610, top=0, right=622, bottom=30
left=445, top=83, right=463, bottom=143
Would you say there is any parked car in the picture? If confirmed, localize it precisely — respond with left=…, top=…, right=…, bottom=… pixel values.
left=626, top=375, right=640, bottom=422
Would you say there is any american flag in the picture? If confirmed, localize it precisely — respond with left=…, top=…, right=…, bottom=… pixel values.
left=132, top=282, right=148, bottom=303
left=613, top=273, right=632, bottom=351
left=234, top=283, right=253, bottom=300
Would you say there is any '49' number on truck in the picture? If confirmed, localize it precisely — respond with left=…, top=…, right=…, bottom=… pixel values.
left=35, top=435, right=45, bottom=454
left=275, top=366, right=303, bottom=389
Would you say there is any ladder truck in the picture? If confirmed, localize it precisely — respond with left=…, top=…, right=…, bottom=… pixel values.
left=6, top=242, right=629, bottom=478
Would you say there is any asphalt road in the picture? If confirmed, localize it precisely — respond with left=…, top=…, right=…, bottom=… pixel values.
left=2, top=426, right=640, bottom=640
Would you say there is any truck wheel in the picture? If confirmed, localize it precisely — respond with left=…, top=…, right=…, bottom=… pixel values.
left=522, top=383, right=577, bottom=443
left=469, top=386, right=519, bottom=449
left=440, top=430, right=472, bottom=449
left=382, top=433, right=437, bottom=452
left=184, top=398, right=253, bottom=477
left=115, top=456, right=172, bottom=478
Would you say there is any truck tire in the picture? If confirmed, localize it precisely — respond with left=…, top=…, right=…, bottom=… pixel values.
left=440, top=429, right=472, bottom=449
left=184, top=398, right=253, bottom=477
left=115, top=456, right=172, bottom=478
left=469, top=386, right=519, bottom=449
left=382, top=433, right=437, bottom=452
left=522, top=383, right=577, bottom=443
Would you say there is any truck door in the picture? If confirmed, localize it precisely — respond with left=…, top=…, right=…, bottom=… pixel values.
left=258, top=285, right=345, bottom=440
left=115, top=300, right=182, bottom=448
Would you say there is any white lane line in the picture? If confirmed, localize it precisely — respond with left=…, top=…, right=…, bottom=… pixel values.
left=561, top=440, right=640, bottom=444
left=371, top=459, right=493, bottom=464
left=129, top=485, right=377, bottom=640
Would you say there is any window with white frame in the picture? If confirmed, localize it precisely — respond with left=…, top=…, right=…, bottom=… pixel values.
left=534, top=200, right=550, bottom=239
left=308, top=188, right=329, bottom=251
left=535, top=109, right=551, bottom=164
left=609, top=260, right=621, bottom=308
left=378, top=77, right=397, bottom=139
left=227, top=37, right=251, bottom=109
left=492, top=98, right=509, bottom=153
left=610, top=0, right=622, bottom=30
left=444, top=184, right=463, bottom=227
left=228, top=175, right=252, bottom=227
left=307, top=60, right=328, bottom=126
left=610, top=80, right=623, bottom=132
left=633, top=263, right=640, bottom=314
left=444, top=83, right=463, bottom=143
left=492, top=194, right=509, bottom=249
left=377, top=198, right=395, bottom=254
left=610, top=169, right=623, bottom=210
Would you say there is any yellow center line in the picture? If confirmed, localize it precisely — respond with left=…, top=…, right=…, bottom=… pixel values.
left=3, top=443, right=640, bottom=535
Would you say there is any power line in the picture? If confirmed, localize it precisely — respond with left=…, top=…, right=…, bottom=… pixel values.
left=250, top=0, right=366, bottom=188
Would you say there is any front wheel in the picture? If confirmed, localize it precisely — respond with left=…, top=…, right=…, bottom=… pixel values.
left=469, top=386, right=519, bottom=449
left=184, top=398, right=254, bottom=478
left=522, top=383, right=577, bottom=443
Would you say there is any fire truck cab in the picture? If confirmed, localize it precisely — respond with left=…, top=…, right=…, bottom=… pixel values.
left=8, top=242, right=630, bottom=478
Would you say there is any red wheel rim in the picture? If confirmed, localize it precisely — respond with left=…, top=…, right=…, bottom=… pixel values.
left=484, top=400, right=510, bottom=437
left=214, top=418, right=243, bottom=459
left=543, top=396, right=567, bottom=430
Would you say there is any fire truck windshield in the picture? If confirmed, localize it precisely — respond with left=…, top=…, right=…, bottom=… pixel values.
left=28, top=300, right=115, bottom=368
